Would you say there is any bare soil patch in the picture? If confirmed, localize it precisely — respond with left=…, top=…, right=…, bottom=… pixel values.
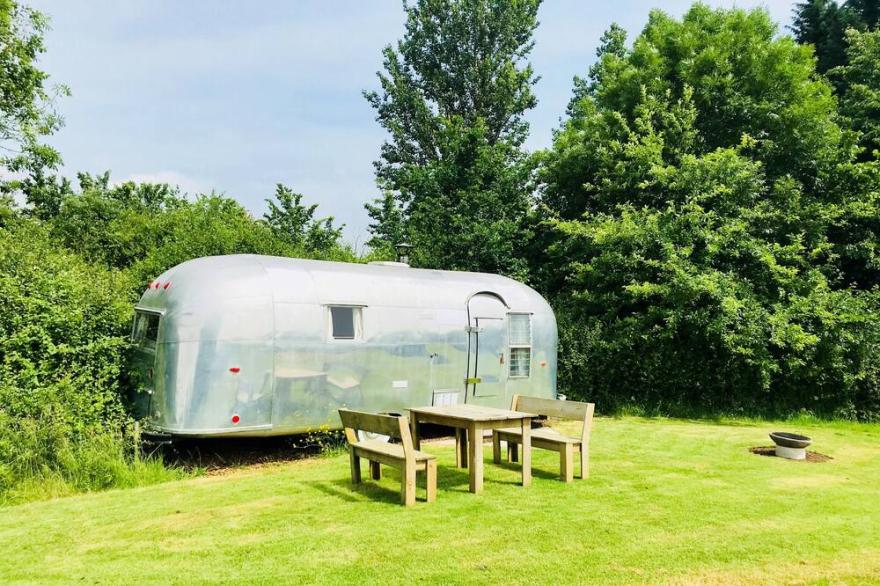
left=749, top=446, right=833, bottom=463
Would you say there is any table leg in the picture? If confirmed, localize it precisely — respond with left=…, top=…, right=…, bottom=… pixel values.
left=455, top=428, right=468, bottom=468
left=468, top=422, right=483, bottom=493
left=521, top=417, right=531, bottom=487
left=411, top=415, right=421, bottom=451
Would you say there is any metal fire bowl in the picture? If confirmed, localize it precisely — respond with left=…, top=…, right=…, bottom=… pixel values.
left=769, top=432, right=812, bottom=449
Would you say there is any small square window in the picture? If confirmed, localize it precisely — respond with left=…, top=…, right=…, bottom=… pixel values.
left=509, top=347, right=531, bottom=378
left=329, top=306, right=363, bottom=340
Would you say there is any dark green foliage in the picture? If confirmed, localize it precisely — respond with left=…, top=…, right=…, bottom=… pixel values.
left=791, top=0, right=852, bottom=73
left=364, top=0, right=539, bottom=277
left=791, top=0, right=879, bottom=74
left=834, top=29, right=880, bottom=158
left=541, top=6, right=880, bottom=420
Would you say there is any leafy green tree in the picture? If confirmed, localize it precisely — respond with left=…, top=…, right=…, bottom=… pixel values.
left=835, top=29, right=880, bottom=157
left=0, top=1, right=68, bottom=204
left=364, top=0, right=540, bottom=277
left=540, top=5, right=880, bottom=419
left=263, top=184, right=343, bottom=254
left=364, top=191, right=406, bottom=258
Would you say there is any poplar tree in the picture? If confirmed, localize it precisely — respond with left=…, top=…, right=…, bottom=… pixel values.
left=364, top=0, right=541, bottom=277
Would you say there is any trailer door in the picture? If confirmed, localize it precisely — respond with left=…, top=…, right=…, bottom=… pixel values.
left=466, top=293, right=507, bottom=400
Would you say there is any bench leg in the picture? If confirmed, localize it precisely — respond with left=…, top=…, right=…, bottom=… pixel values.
left=401, top=464, right=416, bottom=507
left=369, top=460, right=381, bottom=480
left=508, top=441, right=519, bottom=463
left=579, top=443, right=589, bottom=479
left=492, top=431, right=501, bottom=464
left=349, top=450, right=361, bottom=484
left=425, top=460, right=437, bottom=503
left=560, top=444, right=574, bottom=483
left=455, top=428, right=468, bottom=468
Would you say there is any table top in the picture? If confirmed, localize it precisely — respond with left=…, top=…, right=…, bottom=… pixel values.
left=409, top=403, right=536, bottom=422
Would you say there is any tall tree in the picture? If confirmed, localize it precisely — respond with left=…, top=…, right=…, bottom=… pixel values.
left=0, top=1, right=68, bottom=204
left=364, top=0, right=540, bottom=277
left=540, top=5, right=880, bottom=418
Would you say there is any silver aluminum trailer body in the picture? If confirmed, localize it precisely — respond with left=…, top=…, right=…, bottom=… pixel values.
left=130, top=254, right=557, bottom=437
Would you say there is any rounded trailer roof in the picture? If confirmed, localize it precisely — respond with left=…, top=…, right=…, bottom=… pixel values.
left=136, top=254, right=552, bottom=314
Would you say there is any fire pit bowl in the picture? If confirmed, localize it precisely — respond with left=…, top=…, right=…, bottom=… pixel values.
left=769, top=432, right=812, bottom=460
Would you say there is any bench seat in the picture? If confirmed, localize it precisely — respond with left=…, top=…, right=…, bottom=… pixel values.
left=353, top=440, right=436, bottom=469
left=494, top=426, right=581, bottom=446
left=339, top=408, right=437, bottom=506
left=492, top=395, right=595, bottom=483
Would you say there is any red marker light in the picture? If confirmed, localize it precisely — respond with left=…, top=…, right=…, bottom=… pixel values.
left=232, top=414, right=240, bottom=424
left=163, top=282, right=171, bottom=289
left=229, top=367, right=240, bottom=373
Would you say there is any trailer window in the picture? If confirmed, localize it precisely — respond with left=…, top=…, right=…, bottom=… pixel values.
left=132, top=311, right=161, bottom=350
left=329, top=306, right=363, bottom=340
left=508, top=313, right=531, bottom=378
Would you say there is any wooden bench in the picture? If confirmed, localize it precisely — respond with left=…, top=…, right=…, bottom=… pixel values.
left=492, top=395, right=595, bottom=482
left=338, top=409, right=437, bottom=506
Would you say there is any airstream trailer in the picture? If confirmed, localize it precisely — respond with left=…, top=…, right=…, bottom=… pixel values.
left=130, top=254, right=557, bottom=437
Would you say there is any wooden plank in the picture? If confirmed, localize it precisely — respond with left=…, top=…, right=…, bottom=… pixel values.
left=468, top=422, right=484, bottom=493
left=495, top=426, right=580, bottom=445
left=579, top=444, right=589, bottom=480
left=455, top=428, right=468, bottom=468
left=560, top=443, right=574, bottom=483
left=410, top=415, right=421, bottom=450
left=409, top=404, right=537, bottom=422
left=338, top=408, right=405, bottom=438
left=401, top=465, right=416, bottom=507
left=349, top=449, right=361, bottom=484
left=492, top=431, right=502, bottom=464
left=426, top=460, right=437, bottom=503
left=520, top=417, right=531, bottom=487
left=515, top=396, right=593, bottom=421
left=354, top=440, right=436, bottom=462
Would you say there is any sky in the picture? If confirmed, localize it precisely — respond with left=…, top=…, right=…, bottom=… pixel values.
left=30, top=0, right=795, bottom=248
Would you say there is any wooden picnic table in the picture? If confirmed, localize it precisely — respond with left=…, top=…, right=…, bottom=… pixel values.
left=408, top=404, right=536, bottom=494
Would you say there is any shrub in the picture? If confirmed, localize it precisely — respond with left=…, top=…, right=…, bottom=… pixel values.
left=0, top=219, right=179, bottom=502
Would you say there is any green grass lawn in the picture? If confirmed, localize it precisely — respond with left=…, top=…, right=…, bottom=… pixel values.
left=1, top=417, right=879, bottom=585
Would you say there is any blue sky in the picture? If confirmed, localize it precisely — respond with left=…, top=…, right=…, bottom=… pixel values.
left=31, top=0, right=794, bottom=248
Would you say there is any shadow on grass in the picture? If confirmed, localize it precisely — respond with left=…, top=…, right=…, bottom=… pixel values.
left=491, top=459, right=562, bottom=481
left=311, top=455, right=565, bottom=506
